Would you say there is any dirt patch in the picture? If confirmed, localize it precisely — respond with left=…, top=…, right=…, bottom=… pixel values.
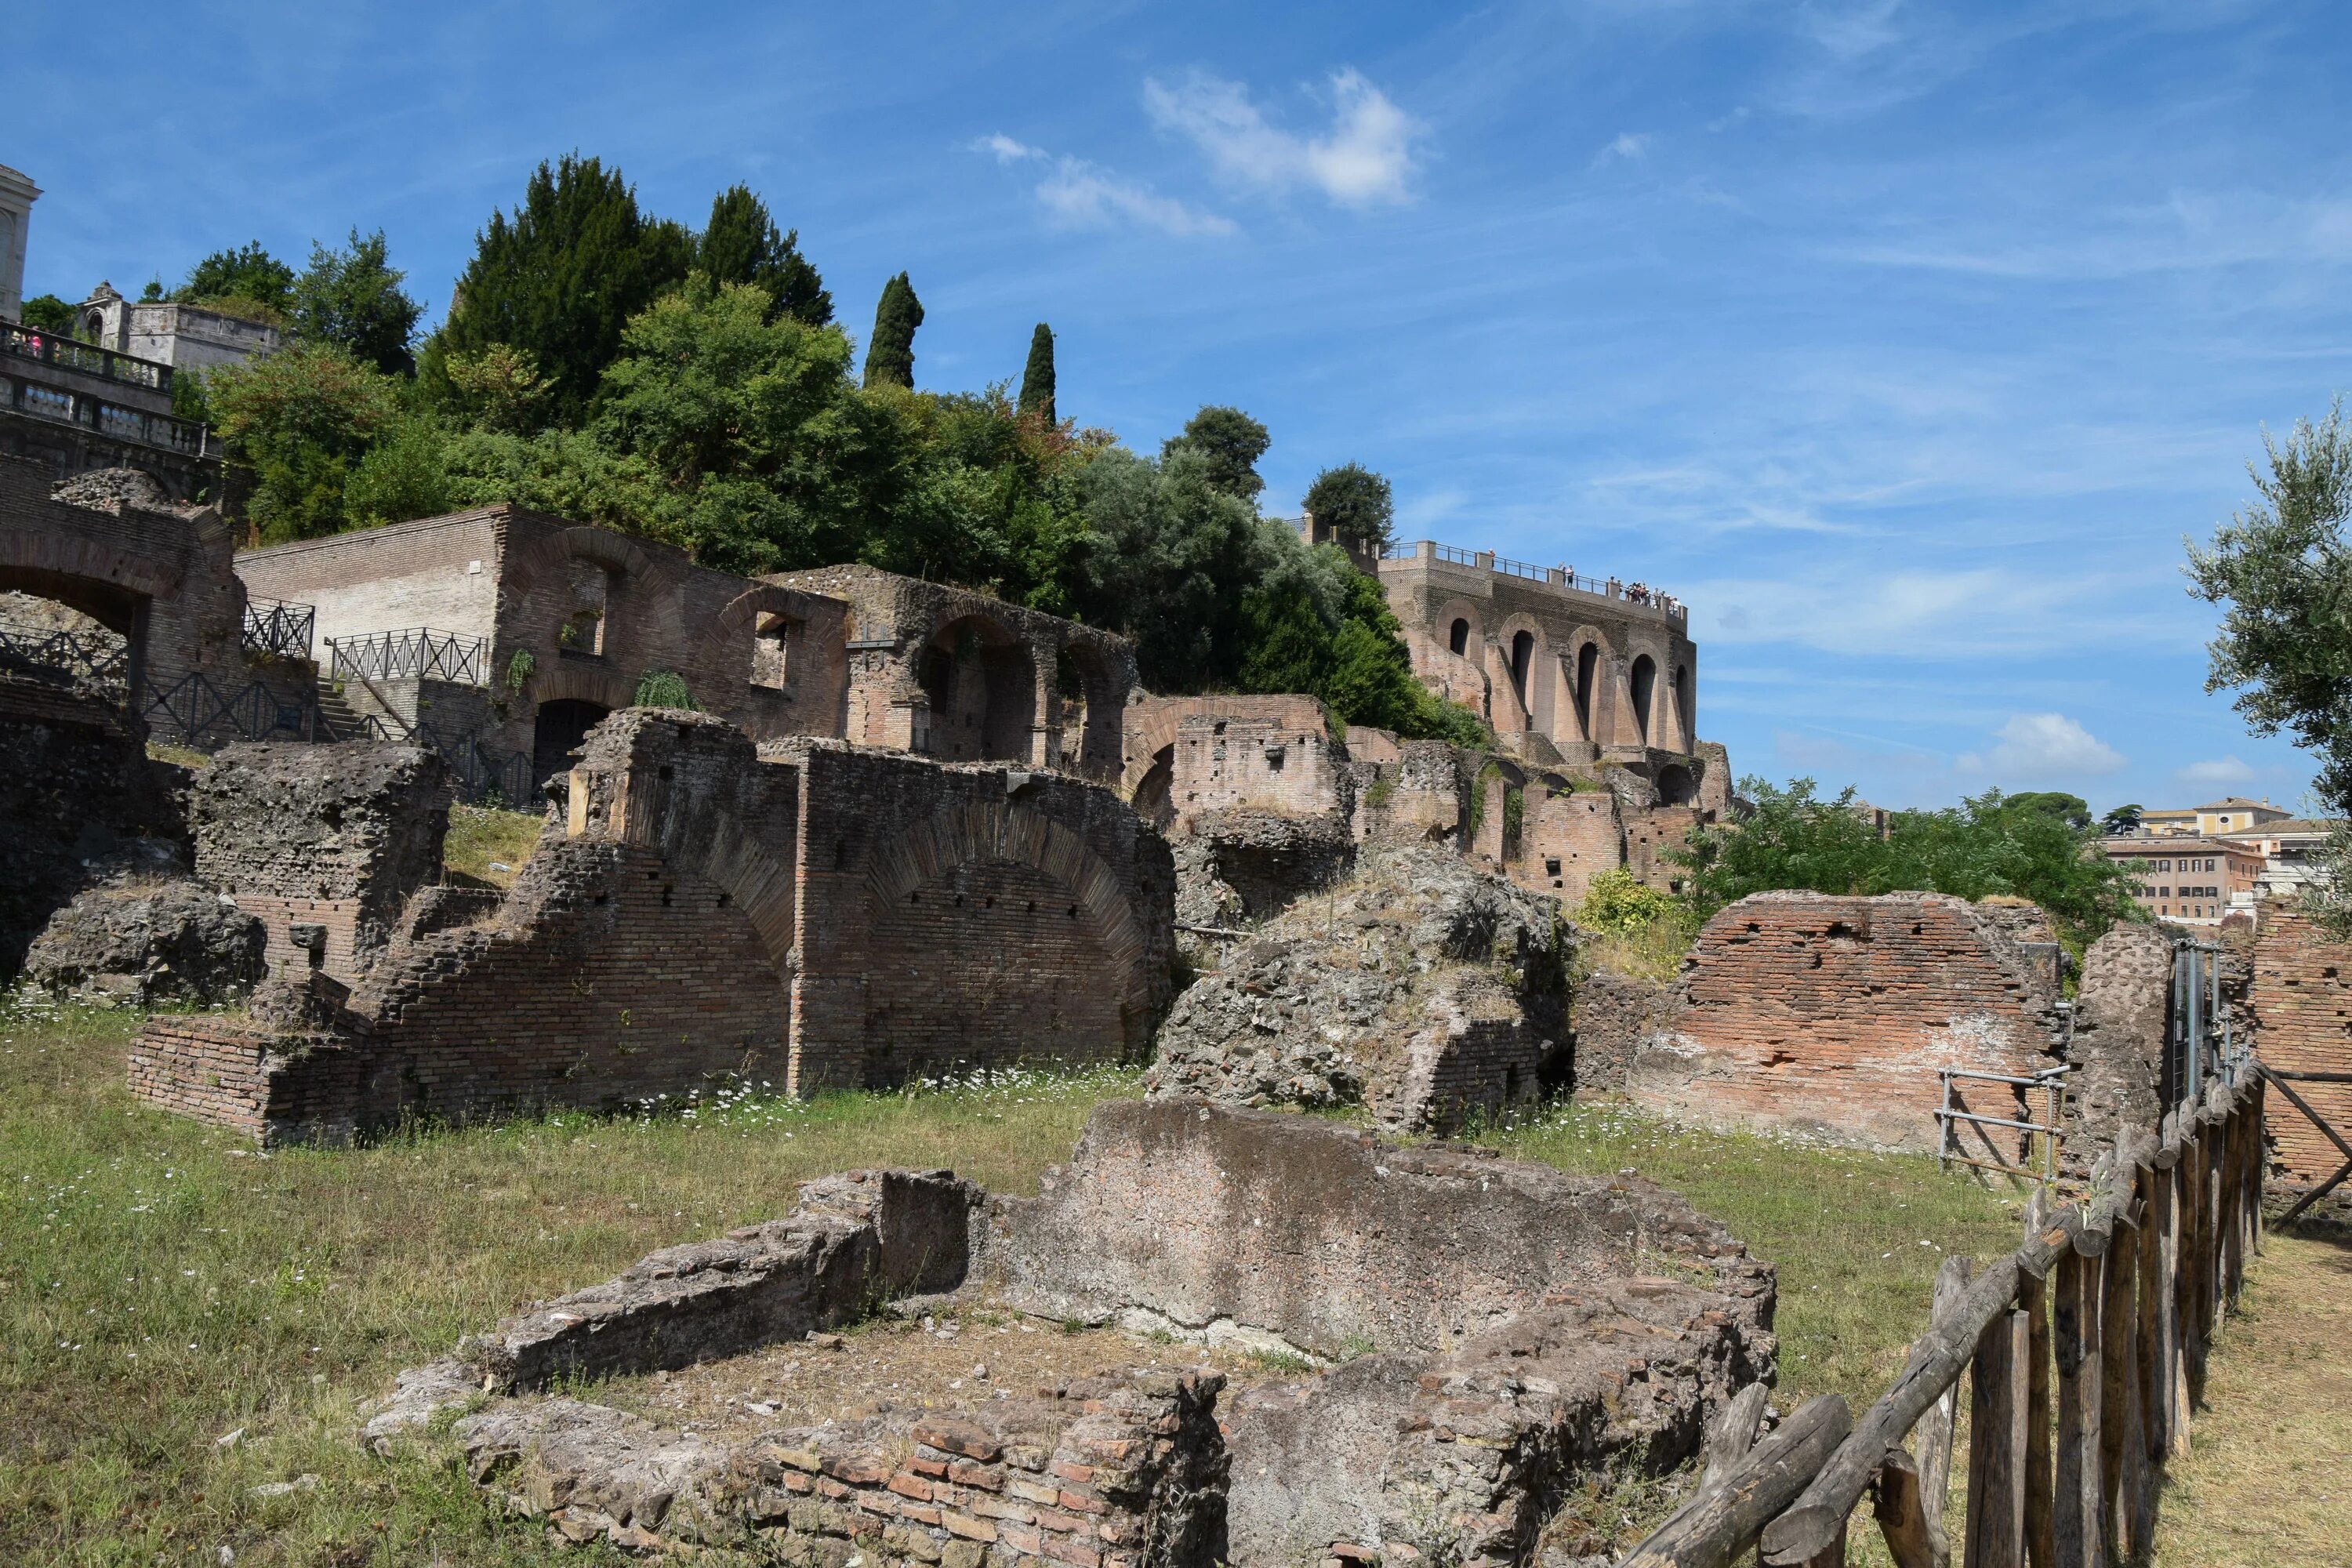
left=2147, top=1231, right=2352, bottom=1566
left=590, top=1300, right=1283, bottom=1445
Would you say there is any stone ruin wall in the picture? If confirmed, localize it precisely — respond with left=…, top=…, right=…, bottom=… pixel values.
left=1628, top=891, right=2067, bottom=1153
left=2245, top=906, right=2352, bottom=1201
left=131, top=710, right=1174, bottom=1144
left=366, top=1100, right=1777, bottom=1568
left=190, top=741, right=452, bottom=985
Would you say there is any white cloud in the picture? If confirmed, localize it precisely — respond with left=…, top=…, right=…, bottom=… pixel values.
left=974, top=133, right=1044, bottom=164
left=2175, top=755, right=2256, bottom=789
left=1144, top=67, right=1422, bottom=208
left=1033, top=159, right=1236, bottom=238
left=971, top=136, right=1234, bottom=238
left=1593, top=131, right=1654, bottom=165
left=1956, top=713, right=2127, bottom=781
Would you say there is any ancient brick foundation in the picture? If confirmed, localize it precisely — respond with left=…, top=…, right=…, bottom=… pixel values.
left=132, top=710, right=1174, bottom=1142
left=1628, top=891, right=2067, bottom=1152
left=2246, top=906, right=2352, bottom=1211
left=191, top=741, right=453, bottom=984
left=367, top=1100, right=1774, bottom=1567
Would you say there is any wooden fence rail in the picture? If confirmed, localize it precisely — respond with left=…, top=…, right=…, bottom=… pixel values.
left=1620, top=1060, right=2265, bottom=1568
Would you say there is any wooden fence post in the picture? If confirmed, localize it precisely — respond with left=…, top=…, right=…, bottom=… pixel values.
left=2177, top=1120, right=2208, bottom=1409
left=1963, top=1306, right=2030, bottom=1568
left=2099, top=1198, right=2142, bottom=1561
left=2052, top=1243, right=2103, bottom=1568
left=2022, top=1266, right=2053, bottom=1568
left=2131, top=1163, right=2162, bottom=1551
left=2148, top=1118, right=2180, bottom=1462
left=1918, top=1254, right=1972, bottom=1568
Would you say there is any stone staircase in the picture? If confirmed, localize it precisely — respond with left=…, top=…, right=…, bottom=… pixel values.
left=310, top=678, right=377, bottom=742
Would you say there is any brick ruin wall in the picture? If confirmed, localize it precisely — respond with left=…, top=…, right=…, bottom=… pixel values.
left=190, top=741, right=452, bottom=984
left=783, top=738, right=1174, bottom=1088
left=1628, top=891, right=2065, bottom=1153
left=2247, top=906, right=2352, bottom=1199
left=132, top=711, right=1174, bottom=1142
left=368, top=1101, right=1776, bottom=1568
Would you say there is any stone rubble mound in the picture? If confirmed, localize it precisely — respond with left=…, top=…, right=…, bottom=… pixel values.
left=23, top=876, right=265, bottom=1005
left=1148, top=843, right=1572, bottom=1131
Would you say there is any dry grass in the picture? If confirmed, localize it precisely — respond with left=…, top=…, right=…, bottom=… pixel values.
left=2146, top=1230, right=2352, bottom=1567
left=441, top=804, right=544, bottom=888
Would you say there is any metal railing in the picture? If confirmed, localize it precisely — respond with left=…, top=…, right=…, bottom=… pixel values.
left=142, top=671, right=318, bottom=746
left=2, top=370, right=215, bottom=457
left=1, top=319, right=173, bottom=393
left=328, top=626, right=492, bottom=687
left=320, top=702, right=535, bottom=805
left=241, top=597, right=315, bottom=662
left=1395, top=539, right=1690, bottom=619
left=1936, top=1062, right=2075, bottom=1185
left=0, top=625, right=130, bottom=688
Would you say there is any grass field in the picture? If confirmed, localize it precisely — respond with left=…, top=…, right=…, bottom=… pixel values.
left=1, top=998, right=2035, bottom=1565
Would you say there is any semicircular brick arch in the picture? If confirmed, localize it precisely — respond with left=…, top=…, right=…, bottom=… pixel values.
left=528, top=659, right=636, bottom=712
left=0, top=521, right=184, bottom=606
left=496, top=518, right=661, bottom=616
left=863, top=799, right=1149, bottom=1007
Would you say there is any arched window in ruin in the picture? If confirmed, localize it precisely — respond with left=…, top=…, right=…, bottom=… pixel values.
left=750, top=610, right=797, bottom=690
left=1448, top=618, right=1471, bottom=656
left=1054, top=642, right=1122, bottom=779
left=1509, top=630, right=1534, bottom=710
left=1574, top=641, right=1598, bottom=739
left=921, top=614, right=1036, bottom=763
left=1656, top=763, right=1696, bottom=805
left=1630, top=655, right=1657, bottom=745
left=1131, top=745, right=1175, bottom=831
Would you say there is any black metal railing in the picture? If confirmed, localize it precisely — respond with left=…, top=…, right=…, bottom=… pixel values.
left=241, top=597, right=315, bottom=662
left=142, top=672, right=318, bottom=746
left=2, top=371, right=215, bottom=458
left=0, top=625, right=131, bottom=688
left=328, top=626, right=492, bottom=687
left=312, top=702, right=534, bottom=805
left=2, top=320, right=173, bottom=393
left=1399, top=539, right=1690, bottom=619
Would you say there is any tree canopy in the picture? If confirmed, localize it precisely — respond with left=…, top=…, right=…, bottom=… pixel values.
left=176, top=241, right=296, bottom=319
left=17, top=293, right=74, bottom=335
left=1672, top=777, right=2143, bottom=950
left=424, top=155, right=695, bottom=426
left=1018, top=323, right=1056, bottom=425
left=1302, top=462, right=1395, bottom=550
left=2188, top=400, right=2352, bottom=813
left=290, top=229, right=423, bottom=376
left=863, top=272, right=923, bottom=390
left=699, top=185, right=831, bottom=326
left=1163, top=405, right=1269, bottom=503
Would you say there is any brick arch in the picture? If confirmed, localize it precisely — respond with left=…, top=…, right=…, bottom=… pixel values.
left=528, top=659, right=636, bottom=711
left=496, top=520, right=662, bottom=612
left=0, top=521, right=184, bottom=609
left=1433, top=596, right=1485, bottom=659
left=1562, top=624, right=1613, bottom=744
left=863, top=799, right=1150, bottom=1008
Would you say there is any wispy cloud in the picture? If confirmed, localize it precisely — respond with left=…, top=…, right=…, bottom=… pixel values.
left=2176, top=755, right=2256, bottom=789
left=1145, top=67, right=1423, bottom=208
left=1592, top=131, right=1654, bottom=165
left=1687, top=564, right=2187, bottom=660
left=972, top=134, right=1235, bottom=238
left=1958, top=713, right=2129, bottom=781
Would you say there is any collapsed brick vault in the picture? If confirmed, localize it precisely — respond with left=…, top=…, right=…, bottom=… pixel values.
left=365, top=1100, right=1777, bottom=1567
left=130, top=710, right=1174, bottom=1142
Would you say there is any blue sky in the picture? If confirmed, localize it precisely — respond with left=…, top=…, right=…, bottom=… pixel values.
left=13, top=1, right=2350, bottom=813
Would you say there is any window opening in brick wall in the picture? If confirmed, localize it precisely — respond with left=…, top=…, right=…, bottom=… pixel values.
left=750, top=611, right=794, bottom=689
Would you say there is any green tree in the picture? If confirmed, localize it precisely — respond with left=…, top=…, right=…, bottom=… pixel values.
left=441, top=343, right=556, bottom=434
left=1018, top=323, right=1055, bottom=424
left=206, top=343, right=401, bottom=542
left=291, top=229, right=423, bottom=376
left=425, top=155, right=694, bottom=426
left=862, top=271, right=923, bottom=390
left=592, top=274, right=891, bottom=572
left=1302, top=461, right=1394, bottom=550
left=698, top=186, right=832, bottom=326
left=1069, top=446, right=1268, bottom=689
left=16, top=293, right=74, bottom=334
left=1236, top=546, right=1484, bottom=742
left=2187, top=400, right=2352, bottom=813
left=2100, top=804, right=2145, bottom=835
left=1673, top=778, right=2143, bottom=951
left=344, top=416, right=456, bottom=526
left=176, top=241, right=296, bottom=318
left=2005, top=791, right=2092, bottom=832
left=1162, top=405, right=1269, bottom=504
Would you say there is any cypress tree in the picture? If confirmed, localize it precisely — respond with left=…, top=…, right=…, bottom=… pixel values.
left=862, top=271, right=923, bottom=390
left=1018, top=322, right=1056, bottom=424
left=699, top=185, right=833, bottom=326
left=427, top=155, right=693, bottom=426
